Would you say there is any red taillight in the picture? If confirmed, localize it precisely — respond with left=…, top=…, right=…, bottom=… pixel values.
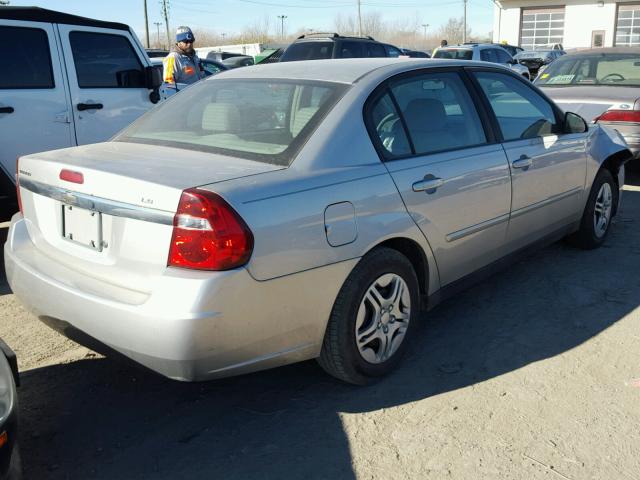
left=15, top=157, right=22, bottom=214
left=59, top=169, right=84, bottom=184
left=168, top=188, right=253, bottom=271
left=595, top=109, right=640, bottom=123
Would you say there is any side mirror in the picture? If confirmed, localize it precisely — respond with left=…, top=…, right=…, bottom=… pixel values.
left=564, top=111, right=588, bottom=134
left=145, top=65, right=163, bottom=90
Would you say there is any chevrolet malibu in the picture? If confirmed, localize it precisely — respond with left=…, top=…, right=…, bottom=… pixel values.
left=5, top=59, right=631, bottom=385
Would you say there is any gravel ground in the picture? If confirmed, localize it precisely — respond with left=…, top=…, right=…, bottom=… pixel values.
left=0, top=169, right=639, bottom=479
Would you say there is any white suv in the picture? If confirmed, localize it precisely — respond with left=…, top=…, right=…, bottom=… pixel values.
left=0, top=7, right=161, bottom=197
left=433, top=43, right=531, bottom=80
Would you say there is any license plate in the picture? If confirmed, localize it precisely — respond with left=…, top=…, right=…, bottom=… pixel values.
left=62, top=204, right=103, bottom=251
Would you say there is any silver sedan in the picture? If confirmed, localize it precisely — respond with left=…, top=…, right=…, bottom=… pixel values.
left=5, top=59, right=631, bottom=384
left=536, top=47, right=640, bottom=159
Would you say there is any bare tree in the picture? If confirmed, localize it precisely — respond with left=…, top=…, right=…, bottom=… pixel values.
left=437, top=17, right=472, bottom=45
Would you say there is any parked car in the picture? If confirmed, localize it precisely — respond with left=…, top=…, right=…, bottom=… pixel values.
left=145, top=48, right=169, bottom=58
left=493, top=43, right=524, bottom=58
left=515, top=49, right=565, bottom=78
left=221, top=55, right=254, bottom=69
left=400, top=48, right=430, bottom=58
left=0, top=339, right=19, bottom=480
left=0, top=7, right=162, bottom=200
left=535, top=47, right=640, bottom=159
left=433, top=43, right=531, bottom=79
left=6, top=59, right=630, bottom=385
left=279, top=32, right=403, bottom=61
left=205, top=51, right=244, bottom=62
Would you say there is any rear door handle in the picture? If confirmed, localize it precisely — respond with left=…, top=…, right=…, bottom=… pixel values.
left=512, top=155, right=533, bottom=169
left=0, top=106, right=14, bottom=114
left=412, top=177, right=445, bottom=193
left=77, top=103, right=103, bottom=111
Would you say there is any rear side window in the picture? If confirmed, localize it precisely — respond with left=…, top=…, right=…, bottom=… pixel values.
left=367, top=42, right=387, bottom=58
left=434, top=49, right=473, bottom=60
left=69, top=31, right=145, bottom=88
left=280, top=42, right=334, bottom=61
left=475, top=72, right=558, bottom=141
left=495, top=49, right=512, bottom=64
left=0, top=26, right=53, bottom=89
left=480, top=49, right=498, bottom=63
left=390, top=72, right=486, bottom=155
left=340, top=41, right=364, bottom=58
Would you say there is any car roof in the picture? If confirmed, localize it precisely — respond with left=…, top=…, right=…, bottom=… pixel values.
left=567, top=47, right=640, bottom=55
left=0, top=6, right=130, bottom=31
left=216, top=58, right=506, bottom=84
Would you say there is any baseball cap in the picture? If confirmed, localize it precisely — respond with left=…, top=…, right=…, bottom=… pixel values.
left=176, top=26, right=195, bottom=43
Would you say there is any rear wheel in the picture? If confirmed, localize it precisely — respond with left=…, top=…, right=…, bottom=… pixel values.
left=568, top=168, right=618, bottom=249
left=318, top=247, right=419, bottom=385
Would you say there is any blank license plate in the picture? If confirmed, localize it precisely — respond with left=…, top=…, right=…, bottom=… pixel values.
left=62, top=205, right=103, bottom=251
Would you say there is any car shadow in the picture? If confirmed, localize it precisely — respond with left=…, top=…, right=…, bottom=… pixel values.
left=12, top=190, right=640, bottom=480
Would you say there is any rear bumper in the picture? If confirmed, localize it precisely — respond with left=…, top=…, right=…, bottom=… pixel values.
left=5, top=215, right=356, bottom=381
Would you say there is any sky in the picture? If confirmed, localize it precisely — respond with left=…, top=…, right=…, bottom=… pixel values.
left=7, top=0, right=495, bottom=44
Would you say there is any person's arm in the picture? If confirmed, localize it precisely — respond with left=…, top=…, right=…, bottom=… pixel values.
left=163, top=54, right=177, bottom=84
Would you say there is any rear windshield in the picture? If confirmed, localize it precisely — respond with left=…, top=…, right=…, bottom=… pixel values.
left=117, top=78, right=348, bottom=166
left=433, top=49, right=473, bottom=60
left=280, top=41, right=334, bottom=62
left=535, top=53, right=640, bottom=87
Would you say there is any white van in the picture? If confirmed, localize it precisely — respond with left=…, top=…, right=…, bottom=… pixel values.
left=0, top=7, right=161, bottom=196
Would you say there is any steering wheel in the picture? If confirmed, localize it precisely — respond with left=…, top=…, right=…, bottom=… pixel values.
left=601, top=73, right=625, bottom=83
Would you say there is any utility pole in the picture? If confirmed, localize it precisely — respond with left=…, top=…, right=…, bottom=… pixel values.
left=143, top=0, right=150, bottom=48
left=161, top=0, right=171, bottom=51
left=221, top=32, right=226, bottom=44
left=277, top=15, right=287, bottom=39
left=422, top=23, right=429, bottom=45
left=357, top=0, right=362, bottom=37
left=463, top=0, right=468, bottom=43
left=154, top=21, right=162, bottom=48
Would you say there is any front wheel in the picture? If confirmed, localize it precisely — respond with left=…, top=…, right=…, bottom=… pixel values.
left=317, top=247, right=419, bottom=385
left=568, top=168, right=618, bottom=249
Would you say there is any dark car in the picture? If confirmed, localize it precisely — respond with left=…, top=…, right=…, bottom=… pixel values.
left=200, top=58, right=228, bottom=76
left=0, top=339, right=19, bottom=480
left=400, top=48, right=430, bottom=58
left=221, top=55, right=254, bottom=69
left=145, top=48, right=169, bottom=58
left=279, top=32, right=403, bottom=62
left=494, top=43, right=523, bottom=58
left=515, top=49, right=565, bottom=78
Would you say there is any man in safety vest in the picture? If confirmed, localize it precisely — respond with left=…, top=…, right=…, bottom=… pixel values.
left=163, top=26, right=204, bottom=87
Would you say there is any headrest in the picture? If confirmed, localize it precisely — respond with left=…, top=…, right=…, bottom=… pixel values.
left=201, top=103, right=240, bottom=132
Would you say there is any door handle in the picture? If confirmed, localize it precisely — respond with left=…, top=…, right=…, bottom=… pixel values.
left=0, top=106, right=14, bottom=114
left=412, top=177, right=445, bottom=193
left=512, top=155, right=533, bottom=169
left=77, top=103, right=103, bottom=111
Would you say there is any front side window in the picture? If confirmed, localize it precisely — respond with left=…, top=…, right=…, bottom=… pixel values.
left=69, top=32, right=145, bottom=88
left=367, top=43, right=386, bottom=58
left=0, top=26, right=53, bottom=89
left=386, top=72, right=486, bottom=156
left=475, top=72, right=558, bottom=141
left=386, top=45, right=402, bottom=57
left=118, top=79, right=347, bottom=166
left=480, top=49, right=497, bottom=63
left=495, top=49, right=512, bottom=64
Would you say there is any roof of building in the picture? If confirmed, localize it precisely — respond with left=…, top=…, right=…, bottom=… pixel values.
left=0, top=7, right=130, bottom=31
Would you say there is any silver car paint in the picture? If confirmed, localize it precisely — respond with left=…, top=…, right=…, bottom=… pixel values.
left=4, top=58, right=630, bottom=380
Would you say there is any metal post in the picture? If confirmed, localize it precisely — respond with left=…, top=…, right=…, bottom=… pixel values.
left=277, top=15, right=287, bottom=39
left=422, top=23, right=429, bottom=45
left=154, top=22, right=162, bottom=48
left=463, top=0, right=467, bottom=43
left=143, top=0, right=150, bottom=48
left=357, top=0, right=362, bottom=36
left=161, top=0, right=171, bottom=51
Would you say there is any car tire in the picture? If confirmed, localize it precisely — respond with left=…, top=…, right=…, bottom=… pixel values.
left=568, top=168, right=618, bottom=249
left=318, top=247, right=419, bottom=385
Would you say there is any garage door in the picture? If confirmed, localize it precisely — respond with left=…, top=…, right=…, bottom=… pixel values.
left=520, top=7, right=565, bottom=50
left=616, top=4, right=640, bottom=46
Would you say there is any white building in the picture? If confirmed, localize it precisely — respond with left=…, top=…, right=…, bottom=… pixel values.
left=493, top=0, right=640, bottom=49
